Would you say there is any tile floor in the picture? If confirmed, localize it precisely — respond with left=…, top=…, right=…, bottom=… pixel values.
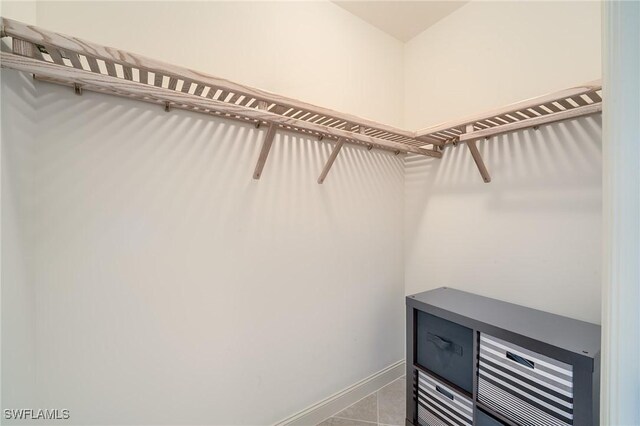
left=317, top=376, right=405, bottom=426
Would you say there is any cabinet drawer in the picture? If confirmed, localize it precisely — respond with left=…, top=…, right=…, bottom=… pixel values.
left=476, top=409, right=507, bottom=426
left=478, top=333, right=574, bottom=426
left=416, top=311, right=474, bottom=393
left=416, top=370, right=473, bottom=426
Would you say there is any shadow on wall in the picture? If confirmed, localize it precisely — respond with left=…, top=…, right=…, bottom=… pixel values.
left=2, top=70, right=405, bottom=425
left=31, top=85, right=404, bottom=237
left=407, top=116, right=601, bottom=203
left=1, top=64, right=39, bottom=415
left=27, top=78, right=405, bottom=257
left=404, top=115, right=602, bottom=324
left=406, top=115, right=602, bottom=238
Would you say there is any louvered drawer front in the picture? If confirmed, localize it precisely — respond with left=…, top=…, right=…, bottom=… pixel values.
left=478, top=333, right=574, bottom=426
left=416, top=371, right=473, bottom=426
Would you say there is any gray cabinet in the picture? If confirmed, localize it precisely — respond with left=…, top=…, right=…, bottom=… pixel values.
left=406, top=287, right=600, bottom=426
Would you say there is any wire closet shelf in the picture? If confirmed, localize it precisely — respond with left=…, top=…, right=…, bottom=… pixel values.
left=0, top=17, right=602, bottom=183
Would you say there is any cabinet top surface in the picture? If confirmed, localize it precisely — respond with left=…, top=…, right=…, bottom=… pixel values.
left=408, top=287, right=601, bottom=358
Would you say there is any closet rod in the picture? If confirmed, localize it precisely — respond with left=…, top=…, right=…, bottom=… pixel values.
left=1, top=51, right=441, bottom=159
left=460, top=102, right=601, bottom=143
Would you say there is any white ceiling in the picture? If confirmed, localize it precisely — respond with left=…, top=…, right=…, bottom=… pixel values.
left=333, top=1, right=468, bottom=42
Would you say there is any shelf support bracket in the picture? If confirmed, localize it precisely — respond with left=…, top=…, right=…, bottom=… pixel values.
left=255, top=101, right=268, bottom=128
left=253, top=123, right=278, bottom=179
left=317, top=137, right=344, bottom=184
left=253, top=123, right=277, bottom=180
left=253, top=100, right=276, bottom=180
left=465, top=124, right=491, bottom=183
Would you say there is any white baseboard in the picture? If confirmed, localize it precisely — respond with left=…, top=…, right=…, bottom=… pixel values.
left=273, top=360, right=406, bottom=426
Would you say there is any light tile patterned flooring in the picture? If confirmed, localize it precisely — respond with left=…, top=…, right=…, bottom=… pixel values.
left=317, top=377, right=405, bottom=426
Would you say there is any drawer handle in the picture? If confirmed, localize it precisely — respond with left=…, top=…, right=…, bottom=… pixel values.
left=506, top=351, right=535, bottom=369
left=435, top=385, right=454, bottom=401
left=426, top=332, right=463, bottom=356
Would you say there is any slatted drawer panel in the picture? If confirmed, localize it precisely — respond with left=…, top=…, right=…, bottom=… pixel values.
left=478, top=333, right=574, bottom=426
left=416, top=371, right=473, bottom=426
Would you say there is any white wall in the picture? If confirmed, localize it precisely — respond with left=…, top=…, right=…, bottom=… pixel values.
left=404, top=1, right=602, bottom=324
left=13, top=77, right=404, bottom=425
left=405, top=117, right=602, bottom=323
left=36, top=1, right=405, bottom=127
left=1, top=1, right=406, bottom=424
left=0, top=1, right=605, bottom=424
left=1, top=64, right=39, bottom=419
left=404, top=1, right=602, bottom=129
left=0, top=0, right=39, bottom=416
